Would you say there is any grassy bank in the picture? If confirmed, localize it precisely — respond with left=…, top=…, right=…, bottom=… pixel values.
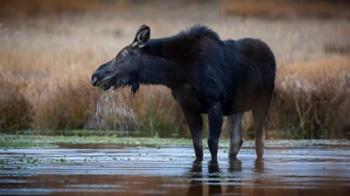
left=1, top=133, right=350, bottom=149
left=0, top=134, right=194, bottom=148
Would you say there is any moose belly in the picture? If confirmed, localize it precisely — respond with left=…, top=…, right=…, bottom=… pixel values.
left=230, top=93, right=257, bottom=114
left=171, top=85, right=205, bottom=113
left=172, top=84, right=258, bottom=115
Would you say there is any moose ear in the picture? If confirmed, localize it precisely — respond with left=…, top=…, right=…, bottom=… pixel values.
left=131, top=24, right=150, bottom=48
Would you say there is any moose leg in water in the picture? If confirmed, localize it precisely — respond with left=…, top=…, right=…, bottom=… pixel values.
left=207, top=103, right=223, bottom=162
left=228, top=113, right=244, bottom=160
left=253, top=94, right=272, bottom=159
left=181, top=108, right=203, bottom=161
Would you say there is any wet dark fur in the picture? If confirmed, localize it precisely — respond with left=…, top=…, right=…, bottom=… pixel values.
left=142, top=26, right=275, bottom=115
left=92, top=25, right=276, bottom=161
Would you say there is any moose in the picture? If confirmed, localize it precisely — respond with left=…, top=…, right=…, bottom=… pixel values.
left=91, top=25, right=276, bottom=162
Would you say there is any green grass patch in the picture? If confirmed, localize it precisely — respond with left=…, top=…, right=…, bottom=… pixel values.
left=0, top=134, right=206, bottom=148
left=1, top=133, right=349, bottom=149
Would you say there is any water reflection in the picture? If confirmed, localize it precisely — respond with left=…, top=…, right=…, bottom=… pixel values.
left=187, top=160, right=203, bottom=196
left=207, top=161, right=223, bottom=195
left=253, top=159, right=265, bottom=196
left=187, top=158, right=267, bottom=195
left=186, top=160, right=235, bottom=195
left=2, top=147, right=350, bottom=195
left=187, top=160, right=223, bottom=196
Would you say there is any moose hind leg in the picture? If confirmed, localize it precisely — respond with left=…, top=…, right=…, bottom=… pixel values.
left=182, top=108, right=204, bottom=161
left=228, top=113, right=244, bottom=160
left=252, top=96, right=271, bottom=159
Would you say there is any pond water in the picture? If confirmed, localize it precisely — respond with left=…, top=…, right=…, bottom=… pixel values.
left=0, top=145, right=349, bottom=195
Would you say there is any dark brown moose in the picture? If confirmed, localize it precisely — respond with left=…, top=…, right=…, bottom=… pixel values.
left=91, top=25, right=276, bottom=163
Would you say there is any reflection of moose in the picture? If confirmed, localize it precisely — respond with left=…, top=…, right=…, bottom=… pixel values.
left=187, top=159, right=265, bottom=195
left=187, top=161, right=223, bottom=196
left=91, top=25, right=276, bottom=162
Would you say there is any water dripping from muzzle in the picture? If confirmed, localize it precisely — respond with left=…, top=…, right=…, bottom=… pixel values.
left=94, top=88, right=138, bottom=134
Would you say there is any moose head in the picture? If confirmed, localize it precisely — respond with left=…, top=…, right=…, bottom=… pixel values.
left=91, top=25, right=151, bottom=94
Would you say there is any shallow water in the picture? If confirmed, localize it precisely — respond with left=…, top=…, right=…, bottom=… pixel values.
left=0, top=146, right=349, bottom=195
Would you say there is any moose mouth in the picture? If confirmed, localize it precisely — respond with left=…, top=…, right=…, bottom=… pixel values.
left=97, top=74, right=140, bottom=93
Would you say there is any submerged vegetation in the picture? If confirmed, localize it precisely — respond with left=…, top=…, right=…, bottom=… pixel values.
left=0, top=0, right=349, bottom=139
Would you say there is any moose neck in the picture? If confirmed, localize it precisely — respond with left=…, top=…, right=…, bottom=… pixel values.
left=139, top=55, right=187, bottom=88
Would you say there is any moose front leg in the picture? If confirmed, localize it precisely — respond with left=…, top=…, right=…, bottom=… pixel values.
left=182, top=108, right=204, bottom=161
left=207, top=103, right=223, bottom=162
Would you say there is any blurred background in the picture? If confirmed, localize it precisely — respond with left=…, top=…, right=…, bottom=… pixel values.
left=0, top=0, right=349, bottom=139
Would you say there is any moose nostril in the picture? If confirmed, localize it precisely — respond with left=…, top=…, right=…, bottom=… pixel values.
left=91, top=75, right=99, bottom=86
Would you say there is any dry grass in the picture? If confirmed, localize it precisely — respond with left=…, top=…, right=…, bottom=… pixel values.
left=0, top=72, right=32, bottom=131
left=222, top=0, right=350, bottom=18
left=269, top=55, right=350, bottom=138
left=33, top=79, right=99, bottom=130
left=0, top=0, right=349, bottom=138
left=132, top=87, right=188, bottom=137
left=0, top=0, right=129, bottom=19
left=90, top=86, right=187, bottom=137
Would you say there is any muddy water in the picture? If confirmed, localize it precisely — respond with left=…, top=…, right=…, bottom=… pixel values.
left=0, top=146, right=349, bottom=195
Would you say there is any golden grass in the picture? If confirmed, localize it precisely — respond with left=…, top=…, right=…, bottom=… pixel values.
left=0, top=0, right=129, bottom=18
left=222, top=0, right=350, bottom=18
left=90, top=86, right=187, bottom=137
left=269, top=55, right=350, bottom=138
left=0, top=72, right=32, bottom=131
left=32, top=79, right=99, bottom=130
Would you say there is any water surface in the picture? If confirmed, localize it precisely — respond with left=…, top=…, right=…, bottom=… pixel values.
left=0, top=145, right=349, bottom=195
